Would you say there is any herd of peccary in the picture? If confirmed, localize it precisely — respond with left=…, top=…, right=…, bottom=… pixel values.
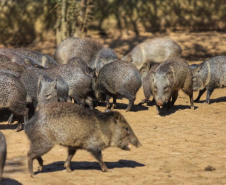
left=0, top=37, right=226, bottom=180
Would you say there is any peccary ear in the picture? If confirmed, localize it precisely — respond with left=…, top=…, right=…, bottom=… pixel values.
left=37, top=77, right=43, bottom=95
left=197, top=65, right=202, bottom=73
left=51, top=79, right=57, bottom=89
left=113, top=111, right=122, bottom=124
left=150, top=72, right=156, bottom=81
left=41, top=56, right=48, bottom=67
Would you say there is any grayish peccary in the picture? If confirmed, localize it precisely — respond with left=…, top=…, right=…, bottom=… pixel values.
left=0, top=131, right=6, bottom=182
left=94, top=60, right=142, bottom=111
left=0, top=62, right=26, bottom=76
left=122, top=38, right=182, bottom=78
left=54, top=37, right=118, bottom=74
left=150, top=57, right=194, bottom=114
left=138, top=63, right=160, bottom=106
left=0, top=72, right=28, bottom=131
left=14, top=48, right=58, bottom=68
left=67, top=57, right=92, bottom=73
left=50, top=64, right=94, bottom=109
left=192, top=56, right=226, bottom=104
left=25, top=102, right=141, bottom=177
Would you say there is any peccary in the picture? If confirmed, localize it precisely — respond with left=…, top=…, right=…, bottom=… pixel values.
left=150, top=57, right=194, bottom=114
left=192, top=56, right=226, bottom=104
left=0, top=72, right=28, bottom=130
left=14, top=48, right=58, bottom=68
left=0, top=62, right=26, bottom=76
left=0, top=131, right=6, bottom=182
left=94, top=60, right=142, bottom=111
left=121, top=38, right=182, bottom=78
left=54, top=37, right=118, bottom=74
left=138, top=63, right=160, bottom=106
left=67, top=57, right=92, bottom=73
left=25, top=102, right=141, bottom=176
left=50, top=64, right=94, bottom=109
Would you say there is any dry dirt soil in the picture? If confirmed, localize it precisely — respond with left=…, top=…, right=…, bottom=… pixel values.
left=1, top=31, right=226, bottom=185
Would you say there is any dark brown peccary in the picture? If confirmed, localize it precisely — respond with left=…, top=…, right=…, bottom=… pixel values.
left=54, top=37, right=118, bottom=74
left=138, top=63, right=160, bottom=106
left=0, top=131, right=6, bottom=182
left=192, top=56, right=226, bottom=104
left=150, top=57, right=194, bottom=114
left=14, top=48, right=58, bottom=68
left=50, top=64, right=94, bottom=109
left=0, top=72, right=28, bottom=131
left=121, top=38, right=182, bottom=78
left=94, top=60, right=142, bottom=111
left=25, top=102, right=141, bottom=177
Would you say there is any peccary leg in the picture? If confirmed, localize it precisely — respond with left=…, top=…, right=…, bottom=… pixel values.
left=36, top=157, right=43, bottom=172
left=206, top=89, right=214, bottom=104
left=194, top=89, right=206, bottom=102
left=8, top=113, right=14, bottom=124
left=105, top=95, right=110, bottom=109
left=112, top=96, right=117, bottom=109
left=138, top=96, right=150, bottom=106
left=90, top=150, right=108, bottom=172
left=171, top=90, right=179, bottom=107
left=27, top=140, right=54, bottom=177
left=64, top=147, right=77, bottom=172
left=126, top=97, right=135, bottom=112
left=156, top=105, right=160, bottom=115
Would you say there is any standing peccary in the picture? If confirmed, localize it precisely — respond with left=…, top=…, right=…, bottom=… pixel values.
left=50, top=64, right=95, bottom=109
left=54, top=37, right=118, bottom=74
left=25, top=102, right=141, bottom=177
left=150, top=58, right=194, bottom=114
left=94, top=60, right=142, bottom=111
left=122, top=38, right=182, bottom=78
left=0, top=72, right=28, bottom=131
left=192, top=56, right=226, bottom=104
left=0, top=131, right=6, bottom=182
left=138, top=63, right=160, bottom=106
left=14, top=48, right=58, bottom=68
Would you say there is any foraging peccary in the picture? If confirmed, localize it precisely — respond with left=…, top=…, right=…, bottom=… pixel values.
left=150, top=57, right=194, bottom=114
left=25, top=102, right=141, bottom=176
left=192, top=56, right=226, bottom=104
left=14, top=48, right=57, bottom=68
left=94, top=60, right=142, bottom=111
left=54, top=37, right=118, bottom=74
left=122, top=38, right=182, bottom=78
left=0, top=131, right=6, bottom=182
left=0, top=72, right=28, bottom=130
left=138, top=63, right=160, bottom=106
left=50, top=64, right=94, bottom=109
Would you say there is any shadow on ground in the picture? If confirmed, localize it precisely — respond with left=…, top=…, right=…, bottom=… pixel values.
left=35, top=160, right=145, bottom=175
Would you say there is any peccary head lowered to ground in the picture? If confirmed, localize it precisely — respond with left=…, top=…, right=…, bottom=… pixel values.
left=25, top=102, right=141, bottom=177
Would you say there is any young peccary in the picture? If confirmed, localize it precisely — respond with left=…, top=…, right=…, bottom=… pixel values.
left=50, top=64, right=94, bottom=109
left=54, top=37, right=118, bottom=74
left=150, top=58, right=194, bottom=114
left=14, top=48, right=58, bottom=68
left=0, top=72, right=28, bottom=130
left=192, top=56, right=226, bottom=103
left=25, top=102, right=141, bottom=176
left=0, top=131, right=6, bottom=182
left=94, top=60, right=142, bottom=111
left=138, top=63, right=160, bottom=106
left=122, top=38, right=182, bottom=77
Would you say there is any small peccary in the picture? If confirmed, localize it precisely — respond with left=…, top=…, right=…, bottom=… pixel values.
left=50, top=64, right=94, bottom=109
left=122, top=38, right=182, bottom=78
left=25, top=102, right=141, bottom=177
left=0, top=72, right=28, bottom=130
left=0, top=131, right=6, bottom=182
left=94, top=60, right=142, bottom=111
left=14, top=48, right=58, bottom=68
left=138, top=63, right=160, bottom=106
left=54, top=37, right=118, bottom=74
left=150, top=57, right=194, bottom=114
left=192, top=56, right=226, bottom=103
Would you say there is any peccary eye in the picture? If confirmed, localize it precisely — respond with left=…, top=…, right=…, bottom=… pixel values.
left=164, top=86, right=169, bottom=92
left=45, top=94, right=52, bottom=99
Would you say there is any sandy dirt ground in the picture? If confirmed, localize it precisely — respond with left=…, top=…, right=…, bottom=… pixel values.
left=1, top=31, right=226, bottom=185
